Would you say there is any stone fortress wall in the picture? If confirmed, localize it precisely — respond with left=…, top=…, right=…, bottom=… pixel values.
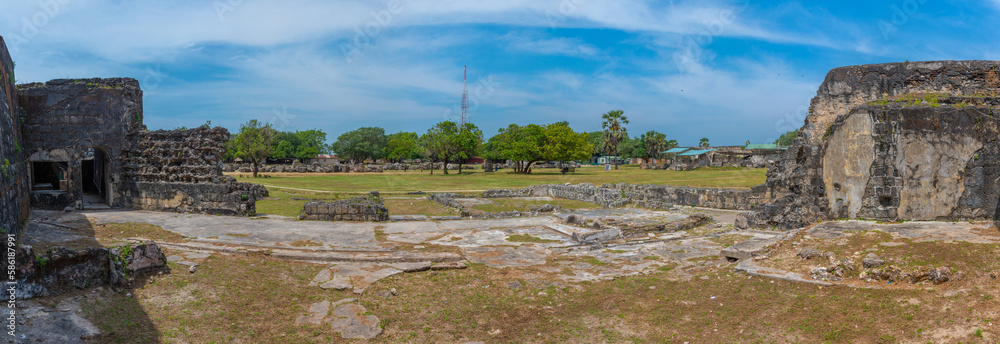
left=0, top=36, right=30, bottom=235
left=123, top=128, right=268, bottom=216
left=750, top=61, right=1000, bottom=229
left=18, top=78, right=144, bottom=210
left=13, top=71, right=265, bottom=216
left=484, top=183, right=774, bottom=211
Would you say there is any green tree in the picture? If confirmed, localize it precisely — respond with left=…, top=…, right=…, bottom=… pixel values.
left=699, top=137, right=710, bottom=147
left=331, top=127, right=387, bottom=163
left=774, top=130, right=798, bottom=146
left=222, top=136, right=237, bottom=161
left=585, top=131, right=604, bottom=158
left=385, top=132, right=423, bottom=162
left=453, top=123, right=483, bottom=174
left=232, top=119, right=276, bottom=177
left=486, top=123, right=590, bottom=174
left=601, top=110, right=629, bottom=170
left=421, top=121, right=460, bottom=175
left=543, top=122, right=592, bottom=163
left=641, top=130, right=667, bottom=164
left=488, top=124, right=546, bottom=173
left=271, top=129, right=329, bottom=160
left=617, top=136, right=644, bottom=160
left=293, top=130, right=329, bottom=159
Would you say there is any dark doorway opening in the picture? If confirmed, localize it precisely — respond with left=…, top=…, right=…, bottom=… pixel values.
left=31, top=161, right=68, bottom=191
left=81, top=148, right=109, bottom=209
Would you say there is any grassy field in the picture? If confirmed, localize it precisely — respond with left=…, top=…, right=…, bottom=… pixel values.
left=230, top=165, right=767, bottom=194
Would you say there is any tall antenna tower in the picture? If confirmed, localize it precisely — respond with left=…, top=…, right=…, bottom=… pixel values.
left=459, top=65, right=469, bottom=127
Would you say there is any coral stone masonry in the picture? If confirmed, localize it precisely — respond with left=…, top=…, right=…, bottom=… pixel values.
left=750, top=61, right=1000, bottom=229
left=0, top=36, right=30, bottom=235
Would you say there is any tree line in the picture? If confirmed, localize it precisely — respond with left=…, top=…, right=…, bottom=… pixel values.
left=228, top=110, right=680, bottom=177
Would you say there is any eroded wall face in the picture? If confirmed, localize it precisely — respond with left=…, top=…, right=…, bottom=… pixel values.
left=0, top=36, right=30, bottom=235
left=121, top=128, right=267, bottom=216
left=822, top=105, right=1000, bottom=222
left=823, top=111, right=875, bottom=219
left=755, top=61, right=1000, bottom=229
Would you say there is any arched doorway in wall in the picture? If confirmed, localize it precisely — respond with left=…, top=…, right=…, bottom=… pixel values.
left=81, top=147, right=110, bottom=209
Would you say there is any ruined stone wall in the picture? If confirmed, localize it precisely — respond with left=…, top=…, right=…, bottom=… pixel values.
left=801, top=61, right=1000, bottom=145
left=752, top=60, right=1000, bottom=229
left=824, top=102, right=1000, bottom=221
left=121, top=128, right=267, bottom=216
left=18, top=78, right=266, bottom=216
left=484, top=183, right=771, bottom=211
left=18, top=78, right=143, bottom=210
left=299, top=192, right=388, bottom=221
left=0, top=36, right=30, bottom=235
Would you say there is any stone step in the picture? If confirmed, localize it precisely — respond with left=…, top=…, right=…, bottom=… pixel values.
left=157, top=241, right=463, bottom=263
left=541, top=223, right=589, bottom=238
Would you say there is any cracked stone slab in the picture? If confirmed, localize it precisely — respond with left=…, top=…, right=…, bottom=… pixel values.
left=294, top=298, right=378, bottom=339
left=15, top=299, right=101, bottom=344
left=330, top=302, right=383, bottom=339
left=735, top=258, right=833, bottom=286
left=389, top=262, right=432, bottom=272
left=463, top=245, right=550, bottom=268
left=319, top=277, right=352, bottom=290
left=385, top=232, right=443, bottom=244
left=309, top=264, right=408, bottom=293
left=807, top=220, right=1000, bottom=243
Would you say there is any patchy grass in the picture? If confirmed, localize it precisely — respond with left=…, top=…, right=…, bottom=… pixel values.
left=471, top=198, right=595, bottom=213
left=709, top=234, right=755, bottom=248
left=288, top=240, right=323, bottom=247
left=81, top=250, right=344, bottom=343
left=74, top=239, right=1000, bottom=343
left=93, top=222, right=188, bottom=244
left=506, top=234, right=561, bottom=244
left=383, top=198, right=456, bottom=216
left=230, top=165, right=767, bottom=193
left=760, top=229, right=1000, bottom=288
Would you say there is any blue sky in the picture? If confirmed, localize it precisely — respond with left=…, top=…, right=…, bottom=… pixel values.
left=3, top=0, right=1000, bottom=147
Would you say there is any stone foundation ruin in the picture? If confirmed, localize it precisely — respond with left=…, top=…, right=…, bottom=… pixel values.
left=299, top=192, right=389, bottom=221
left=484, top=183, right=773, bottom=211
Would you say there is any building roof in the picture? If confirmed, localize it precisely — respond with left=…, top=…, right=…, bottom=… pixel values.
left=662, top=147, right=691, bottom=154
left=745, top=144, right=783, bottom=150
left=312, top=154, right=340, bottom=159
left=677, top=149, right=715, bottom=156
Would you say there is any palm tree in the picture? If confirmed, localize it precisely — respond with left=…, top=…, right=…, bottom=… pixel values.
left=601, top=110, right=629, bottom=170
left=699, top=137, right=710, bottom=147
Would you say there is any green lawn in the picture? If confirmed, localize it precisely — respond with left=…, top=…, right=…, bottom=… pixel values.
left=232, top=165, right=767, bottom=194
